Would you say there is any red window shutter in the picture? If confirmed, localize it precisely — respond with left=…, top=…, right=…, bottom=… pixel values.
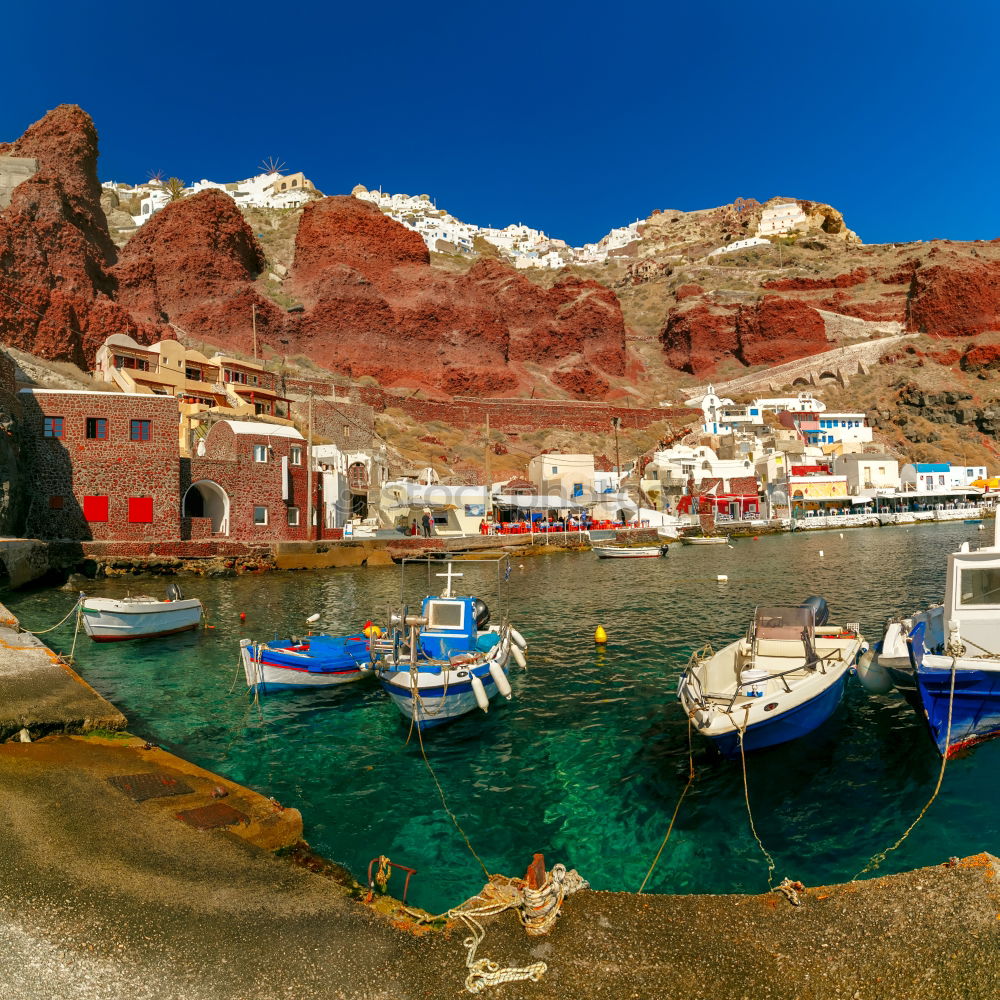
left=128, top=497, right=153, bottom=523
left=83, top=496, right=109, bottom=522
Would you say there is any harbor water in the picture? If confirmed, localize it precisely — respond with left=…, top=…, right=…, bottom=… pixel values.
left=8, top=521, right=999, bottom=914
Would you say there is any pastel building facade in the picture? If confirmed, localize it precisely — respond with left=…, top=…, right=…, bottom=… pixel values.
left=832, top=454, right=901, bottom=494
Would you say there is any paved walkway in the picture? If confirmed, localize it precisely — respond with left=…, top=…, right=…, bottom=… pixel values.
left=0, top=602, right=997, bottom=998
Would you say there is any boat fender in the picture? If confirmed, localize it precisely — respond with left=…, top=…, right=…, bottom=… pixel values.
left=511, top=644, right=527, bottom=670
left=694, top=708, right=714, bottom=728
left=470, top=674, right=490, bottom=713
left=509, top=628, right=528, bottom=651
left=489, top=661, right=512, bottom=699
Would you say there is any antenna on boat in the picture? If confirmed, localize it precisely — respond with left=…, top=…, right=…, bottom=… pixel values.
left=435, top=562, right=463, bottom=598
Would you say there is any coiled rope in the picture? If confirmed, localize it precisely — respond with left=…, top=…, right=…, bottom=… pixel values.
left=852, top=654, right=958, bottom=880
left=411, top=864, right=589, bottom=994
left=638, top=717, right=696, bottom=892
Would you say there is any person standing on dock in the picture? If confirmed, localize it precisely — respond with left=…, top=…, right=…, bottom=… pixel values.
left=421, top=508, right=433, bottom=537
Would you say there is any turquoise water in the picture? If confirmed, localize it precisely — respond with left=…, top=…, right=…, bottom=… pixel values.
left=8, top=521, right=999, bottom=913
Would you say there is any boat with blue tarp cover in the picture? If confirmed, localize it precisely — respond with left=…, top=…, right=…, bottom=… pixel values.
left=372, top=557, right=527, bottom=730
left=678, top=596, right=866, bottom=756
left=240, top=631, right=371, bottom=694
left=858, top=517, right=1000, bottom=756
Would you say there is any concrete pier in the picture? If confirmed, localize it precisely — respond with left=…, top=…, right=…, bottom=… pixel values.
left=0, top=600, right=997, bottom=998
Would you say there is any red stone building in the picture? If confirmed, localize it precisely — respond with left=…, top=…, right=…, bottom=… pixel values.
left=19, top=389, right=181, bottom=541
left=182, top=420, right=317, bottom=541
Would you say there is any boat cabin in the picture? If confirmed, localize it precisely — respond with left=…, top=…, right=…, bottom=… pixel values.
left=417, top=595, right=499, bottom=660
left=941, top=520, right=1000, bottom=655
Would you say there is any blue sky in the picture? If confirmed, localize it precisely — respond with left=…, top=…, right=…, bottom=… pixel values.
left=3, top=1, right=997, bottom=246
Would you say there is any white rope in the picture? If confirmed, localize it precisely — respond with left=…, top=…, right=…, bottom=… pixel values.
left=18, top=596, right=83, bottom=636
left=444, top=864, right=589, bottom=994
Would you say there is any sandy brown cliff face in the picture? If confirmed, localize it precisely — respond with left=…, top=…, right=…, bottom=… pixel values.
left=0, top=105, right=150, bottom=364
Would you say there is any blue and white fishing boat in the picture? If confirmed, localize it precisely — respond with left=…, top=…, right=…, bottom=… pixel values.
left=858, top=518, right=1000, bottom=757
left=678, top=597, right=865, bottom=756
left=372, top=559, right=528, bottom=730
left=240, top=629, right=372, bottom=694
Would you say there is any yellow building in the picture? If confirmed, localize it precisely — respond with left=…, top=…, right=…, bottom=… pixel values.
left=94, top=334, right=291, bottom=454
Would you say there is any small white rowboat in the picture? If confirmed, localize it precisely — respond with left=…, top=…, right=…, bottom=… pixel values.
left=592, top=545, right=668, bottom=559
left=680, top=536, right=730, bottom=545
left=82, top=585, right=203, bottom=642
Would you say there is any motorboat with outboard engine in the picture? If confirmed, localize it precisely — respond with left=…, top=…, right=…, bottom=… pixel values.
left=82, top=584, right=203, bottom=642
left=678, top=596, right=865, bottom=756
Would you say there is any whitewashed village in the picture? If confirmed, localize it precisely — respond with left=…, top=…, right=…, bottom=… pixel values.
left=75, top=168, right=998, bottom=546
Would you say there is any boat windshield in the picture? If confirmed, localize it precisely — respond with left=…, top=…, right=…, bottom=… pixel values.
left=753, top=606, right=814, bottom=640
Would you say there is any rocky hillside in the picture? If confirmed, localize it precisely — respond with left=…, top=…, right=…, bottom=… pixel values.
left=1, top=105, right=999, bottom=462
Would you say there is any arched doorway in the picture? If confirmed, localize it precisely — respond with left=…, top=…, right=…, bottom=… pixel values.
left=182, top=480, right=230, bottom=535
left=347, top=461, right=369, bottom=518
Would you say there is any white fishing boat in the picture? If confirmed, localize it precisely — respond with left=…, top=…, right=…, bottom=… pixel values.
left=857, top=517, right=1000, bottom=756
left=680, top=535, right=730, bottom=545
left=678, top=597, right=865, bottom=756
left=592, top=545, right=668, bottom=559
left=372, top=558, right=528, bottom=730
left=82, top=584, right=203, bottom=642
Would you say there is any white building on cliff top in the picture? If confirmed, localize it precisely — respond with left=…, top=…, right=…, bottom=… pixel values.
left=757, top=201, right=810, bottom=236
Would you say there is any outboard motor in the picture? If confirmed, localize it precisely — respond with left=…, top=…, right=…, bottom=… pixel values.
left=471, top=598, right=491, bottom=630
left=165, top=583, right=184, bottom=602
left=801, top=595, right=829, bottom=627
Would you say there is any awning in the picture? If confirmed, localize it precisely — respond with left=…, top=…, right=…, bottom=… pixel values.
left=493, top=494, right=587, bottom=509
left=850, top=496, right=875, bottom=505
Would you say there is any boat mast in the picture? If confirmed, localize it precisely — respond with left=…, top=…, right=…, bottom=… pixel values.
left=484, top=412, right=493, bottom=523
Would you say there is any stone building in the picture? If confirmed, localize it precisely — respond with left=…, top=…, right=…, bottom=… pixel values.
left=19, top=389, right=181, bottom=541
left=183, top=420, right=315, bottom=541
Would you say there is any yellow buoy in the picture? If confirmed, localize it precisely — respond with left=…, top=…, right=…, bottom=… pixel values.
left=362, top=622, right=382, bottom=639
left=594, top=625, right=608, bottom=644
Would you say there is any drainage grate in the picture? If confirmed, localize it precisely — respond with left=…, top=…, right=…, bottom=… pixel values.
left=108, top=773, right=194, bottom=802
left=175, top=803, right=249, bottom=830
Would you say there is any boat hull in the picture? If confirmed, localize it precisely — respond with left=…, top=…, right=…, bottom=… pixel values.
left=593, top=546, right=666, bottom=558
left=378, top=643, right=512, bottom=730
left=915, top=655, right=1000, bottom=757
left=82, top=598, right=203, bottom=641
left=241, top=636, right=370, bottom=694
left=680, top=537, right=728, bottom=545
left=708, top=672, right=849, bottom=757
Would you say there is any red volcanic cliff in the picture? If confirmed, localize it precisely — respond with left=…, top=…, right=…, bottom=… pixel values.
left=660, top=297, right=828, bottom=375
left=113, top=189, right=282, bottom=355
left=0, top=105, right=148, bottom=363
left=282, top=197, right=627, bottom=396
left=908, top=256, right=1000, bottom=337
left=735, top=297, right=828, bottom=366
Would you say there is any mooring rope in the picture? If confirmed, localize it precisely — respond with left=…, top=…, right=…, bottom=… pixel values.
left=66, top=602, right=83, bottom=665
left=18, top=596, right=83, bottom=636
left=413, top=702, right=491, bottom=881
left=737, top=711, right=777, bottom=889
left=638, top=716, right=696, bottom=892
left=852, top=654, right=958, bottom=880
